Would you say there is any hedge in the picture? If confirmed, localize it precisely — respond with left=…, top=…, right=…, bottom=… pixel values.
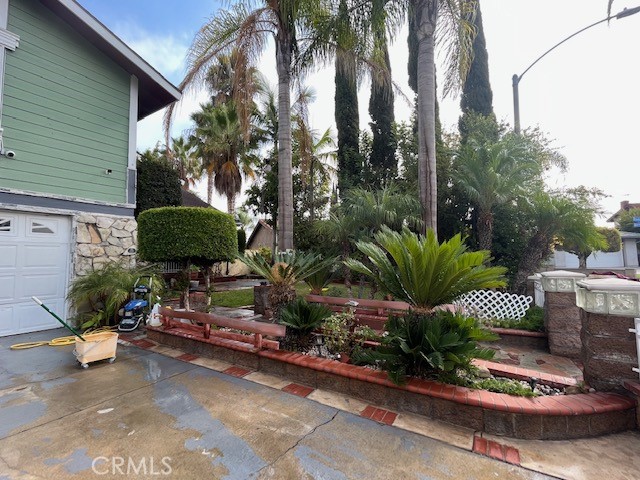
left=137, top=207, right=238, bottom=265
left=135, top=157, right=181, bottom=217
left=237, top=229, right=247, bottom=254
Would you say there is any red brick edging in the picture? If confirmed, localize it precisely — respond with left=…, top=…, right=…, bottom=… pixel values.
left=146, top=325, right=636, bottom=440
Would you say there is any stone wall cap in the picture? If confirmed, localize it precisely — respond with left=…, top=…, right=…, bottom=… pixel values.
left=540, top=270, right=586, bottom=278
left=576, top=278, right=640, bottom=292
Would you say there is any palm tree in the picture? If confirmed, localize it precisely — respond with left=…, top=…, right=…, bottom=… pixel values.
left=190, top=102, right=255, bottom=214
left=169, top=136, right=200, bottom=189
left=407, top=0, right=476, bottom=235
left=511, top=190, right=603, bottom=293
left=292, top=86, right=336, bottom=221
left=165, top=0, right=331, bottom=251
left=456, top=136, right=542, bottom=252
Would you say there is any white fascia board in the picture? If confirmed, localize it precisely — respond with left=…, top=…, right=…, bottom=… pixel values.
left=128, top=75, right=138, bottom=170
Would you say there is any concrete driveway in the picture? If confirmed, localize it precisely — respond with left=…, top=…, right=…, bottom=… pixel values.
left=0, top=329, right=551, bottom=479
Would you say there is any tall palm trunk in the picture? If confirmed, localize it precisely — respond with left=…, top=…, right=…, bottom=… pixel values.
left=415, top=0, right=438, bottom=236
left=477, top=209, right=493, bottom=251
left=276, top=34, right=294, bottom=251
left=207, top=171, right=214, bottom=205
left=512, top=232, right=550, bottom=294
left=227, top=194, right=236, bottom=216
left=309, top=159, right=315, bottom=222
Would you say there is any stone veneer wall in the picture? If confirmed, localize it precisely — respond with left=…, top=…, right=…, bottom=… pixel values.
left=74, top=214, right=137, bottom=276
left=544, top=291, right=582, bottom=358
left=581, top=311, right=638, bottom=392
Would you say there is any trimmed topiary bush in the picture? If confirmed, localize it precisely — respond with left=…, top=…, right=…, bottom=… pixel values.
left=135, top=155, right=181, bottom=218
left=138, top=207, right=238, bottom=309
left=138, top=207, right=237, bottom=264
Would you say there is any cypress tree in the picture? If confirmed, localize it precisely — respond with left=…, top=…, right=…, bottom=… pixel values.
left=459, top=1, right=498, bottom=142
left=334, top=0, right=362, bottom=198
left=367, top=38, right=397, bottom=187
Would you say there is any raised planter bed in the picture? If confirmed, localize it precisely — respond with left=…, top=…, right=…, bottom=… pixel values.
left=489, top=327, right=548, bottom=350
left=146, top=324, right=637, bottom=440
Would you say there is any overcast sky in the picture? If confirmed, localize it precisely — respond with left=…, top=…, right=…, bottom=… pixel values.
left=79, top=0, right=640, bottom=224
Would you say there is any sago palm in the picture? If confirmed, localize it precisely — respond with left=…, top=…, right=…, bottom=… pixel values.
left=345, top=227, right=506, bottom=312
left=239, top=250, right=332, bottom=318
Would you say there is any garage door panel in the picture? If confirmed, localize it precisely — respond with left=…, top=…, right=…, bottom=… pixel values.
left=0, top=210, right=71, bottom=336
left=18, top=273, right=63, bottom=300
left=16, top=301, right=61, bottom=333
left=23, top=245, right=67, bottom=268
left=0, top=276, right=16, bottom=303
left=0, top=245, right=17, bottom=267
left=0, top=306, right=16, bottom=336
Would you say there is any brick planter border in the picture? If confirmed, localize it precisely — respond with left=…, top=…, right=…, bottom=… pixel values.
left=147, top=326, right=636, bottom=440
left=489, top=327, right=548, bottom=350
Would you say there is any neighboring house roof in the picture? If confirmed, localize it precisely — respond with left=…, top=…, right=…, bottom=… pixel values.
left=607, top=201, right=640, bottom=223
left=39, top=0, right=181, bottom=119
left=181, top=190, right=214, bottom=209
left=247, top=220, right=274, bottom=249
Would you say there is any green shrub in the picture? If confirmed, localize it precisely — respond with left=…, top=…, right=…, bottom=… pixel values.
left=321, top=311, right=355, bottom=354
left=67, top=263, right=164, bottom=329
left=491, top=306, right=544, bottom=332
left=449, top=376, right=538, bottom=397
left=255, top=246, right=272, bottom=264
left=279, top=298, right=331, bottom=349
left=353, top=311, right=498, bottom=385
left=237, top=229, right=247, bottom=254
left=345, top=228, right=506, bottom=312
left=304, top=256, right=339, bottom=295
left=138, top=207, right=237, bottom=309
left=135, top=154, right=181, bottom=218
left=138, top=207, right=238, bottom=264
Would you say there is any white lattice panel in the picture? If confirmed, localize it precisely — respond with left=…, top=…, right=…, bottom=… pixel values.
left=453, top=290, right=533, bottom=320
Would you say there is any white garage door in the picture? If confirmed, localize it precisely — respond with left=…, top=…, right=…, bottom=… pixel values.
left=0, top=210, right=71, bottom=337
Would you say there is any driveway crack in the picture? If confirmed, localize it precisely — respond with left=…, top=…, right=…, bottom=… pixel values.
left=251, top=409, right=340, bottom=478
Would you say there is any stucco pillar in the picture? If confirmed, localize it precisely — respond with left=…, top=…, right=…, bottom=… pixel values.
left=576, top=278, right=640, bottom=392
left=540, top=270, right=586, bottom=358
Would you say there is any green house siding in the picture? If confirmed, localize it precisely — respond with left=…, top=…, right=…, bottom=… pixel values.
left=0, top=0, right=131, bottom=204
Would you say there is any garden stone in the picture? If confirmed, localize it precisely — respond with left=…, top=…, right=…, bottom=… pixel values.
left=105, top=245, right=124, bottom=257
left=111, top=228, right=129, bottom=238
left=89, top=224, right=102, bottom=243
left=477, top=366, right=491, bottom=379
left=74, top=257, right=92, bottom=276
left=96, top=216, right=115, bottom=229
left=124, top=219, right=137, bottom=232
left=77, top=244, right=104, bottom=257
left=107, top=236, right=122, bottom=246
left=112, top=219, right=128, bottom=230
left=76, top=224, right=91, bottom=243
left=77, top=213, right=96, bottom=224
left=92, top=256, right=110, bottom=269
left=98, top=228, right=111, bottom=241
left=121, top=237, right=134, bottom=249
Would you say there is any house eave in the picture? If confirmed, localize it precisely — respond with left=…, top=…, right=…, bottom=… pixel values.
left=38, top=0, right=181, bottom=120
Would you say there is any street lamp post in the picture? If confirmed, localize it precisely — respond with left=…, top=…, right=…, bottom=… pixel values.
left=512, top=6, right=640, bottom=134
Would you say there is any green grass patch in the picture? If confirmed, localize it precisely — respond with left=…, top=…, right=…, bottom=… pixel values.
left=210, top=288, right=254, bottom=308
